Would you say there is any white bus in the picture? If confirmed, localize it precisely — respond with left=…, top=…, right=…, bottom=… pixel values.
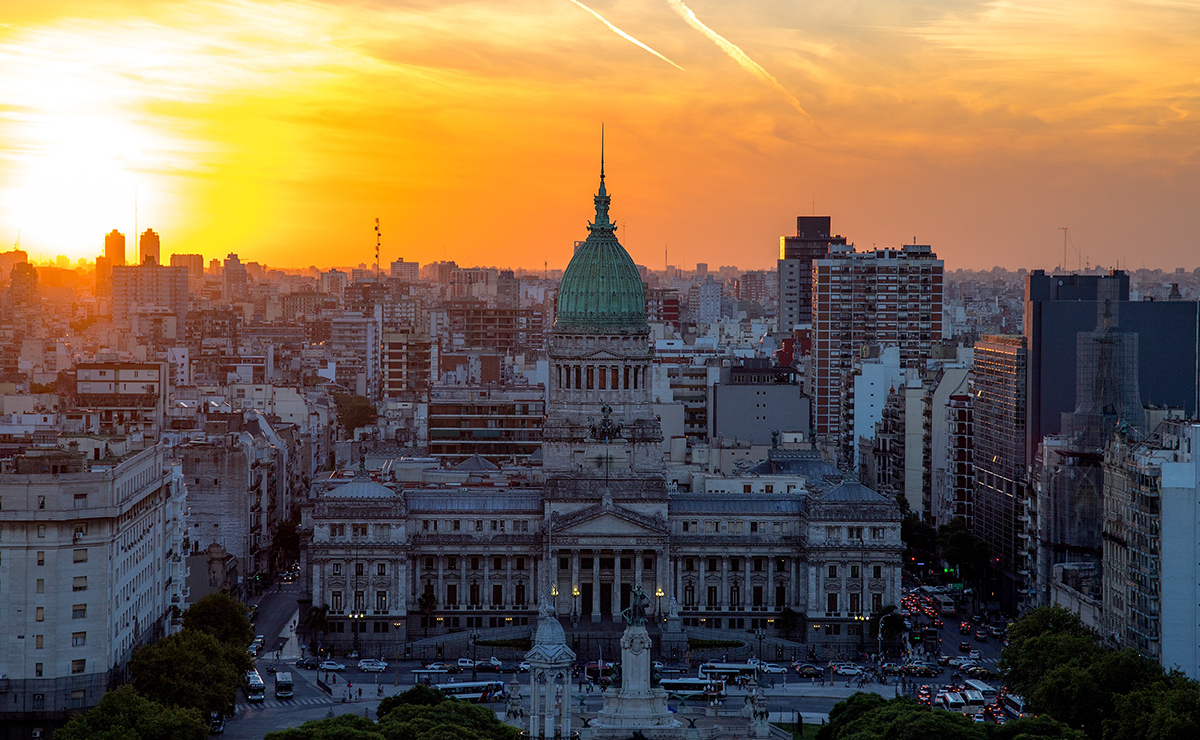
left=658, top=678, right=726, bottom=701
left=937, top=595, right=956, bottom=615
left=961, top=690, right=986, bottom=715
left=244, top=670, right=266, bottom=702
left=963, top=679, right=997, bottom=704
left=274, top=672, right=294, bottom=699
left=697, top=662, right=757, bottom=683
left=435, top=680, right=505, bottom=703
left=939, top=692, right=965, bottom=713
left=1000, top=692, right=1029, bottom=719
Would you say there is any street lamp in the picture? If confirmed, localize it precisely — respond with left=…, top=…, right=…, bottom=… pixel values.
left=572, top=585, right=580, bottom=626
left=655, top=586, right=664, bottom=618
left=470, top=629, right=480, bottom=681
left=754, top=628, right=766, bottom=687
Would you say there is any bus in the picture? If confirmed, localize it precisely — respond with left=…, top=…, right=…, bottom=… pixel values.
left=939, top=692, right=965, bottom=713
left=274, top=672, right=294, bottom=699
left=963, top=679, right=997, bottom=704
left=697, top=662, right=758, bottom=684
left=244, top=670, right=266, bottom=702
left=1000, top=692, right=1029, bottom=719
left=435, top=680, right=505, bottom=703
left=937, top=595, right=956, bottom=615
left=961, top=690, right=986, bottom=716
left=658, top=678, right=726, bottom=702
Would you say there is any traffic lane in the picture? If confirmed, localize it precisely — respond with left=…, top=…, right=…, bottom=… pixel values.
left=248, top=582, right=303, bottom=656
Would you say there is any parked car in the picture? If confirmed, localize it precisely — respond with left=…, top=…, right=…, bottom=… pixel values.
left=518, top=662, right=531, bottom=673
left=423, top=662, right=449, bottom=671
left=295, top=657, right=320, bottom=670
left=319, top=660, right=346, bottom=672
left=759, top=663, right=787, bottom=674
left=959, top=641, right=973, bottom=653
left=358, top=659, right=388, bottom=672
left=793, top=663, right=822, bottom=678
left=833, top=664, right=863, bottom=676
left=457, top=658, right=477, bottom=670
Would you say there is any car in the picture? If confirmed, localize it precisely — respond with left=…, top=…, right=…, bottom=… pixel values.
left=933, top=619, right=944, bottom=629
left=759, top=663, right=787, bottom=674
left=936, top=654, right=952, bottom=666
left=959, top=622, right=972, bottom=635
left=358, top=659, right=388, bottom=672
left=319, top=660, right=346, bottom=672
left=973, top=715, right=986, bottom=723
left=989, top=625, right=1006, bottom=639
left=209, top=712, right=226, bottom=734
left=975, top=630, right=988, bottom=642
left=794, top=664, right=823, bottom=678
left=834, top=664, right=863, bottom=676
left=880, top=662, right=904, bottom=675
left=969, top=650, right=982, bottom=661
left=967, top=666, right=998, bottom=680
left=457, top=658, right=477, bottom=670
left=295, top=657, right=320, bottom=670
left=424, top=662, right=449, bottom=671
left=518, top=662, right=531, bottom=673
left=958, top=640, right=973, bottom=652
left=971, top=614, right=983, bottom=624
left=495, top=663, right=518, bottom=674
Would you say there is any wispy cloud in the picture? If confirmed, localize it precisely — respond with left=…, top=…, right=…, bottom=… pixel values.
left=665, top=0, right=818, bottom=131
left=569, top=0, right=683, bottom=71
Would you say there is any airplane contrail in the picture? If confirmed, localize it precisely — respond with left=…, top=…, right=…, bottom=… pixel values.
left=665, top=0, right=819, bottom=129
left=570, top=0, right=684, bottom=71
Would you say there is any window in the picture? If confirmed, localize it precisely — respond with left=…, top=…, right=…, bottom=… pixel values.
left=516, top=557, right=526, bottom=570
left=708, top=558, right=718, bottom=572
left=72, top=632, right=86, bottom=647
left=752, top=558, right=763, bottom=573
left=73, top=576, right=87, bottom=591
left=37, top=525, right=46, bottom=538
left=743, top=484, right=752, bottom=493
left=38, top=496, right=45, bottom=509
left=825, top=526, right=841, bottom=540
left=847, top=526, right=863, bottom=540
left=448, top=556, right=458, bottom=569
left=707, top=586, right=717, bottom=608
left=36, top=607, right=44, bottom=622
left=35, top=663, right=43, bottom=677
left=729, top=521, right=742, bottom=534
left=872, top=593, right=883, bottom=612
left=871, top=527, right=885, bottom=539
left=424, top=557, right=433, bottom=569
left=376, top=591, right=387, bottom=611
left=71, top=659, right=86, bottom=675
left=36, top=635, right=44, bottom=649
left=685, top=558, right=695, bottom=572
left=332, top=591, right=343, bottom=611
left=37, top=579, right=45, bottom=594
left=354, top=591, right=365, bottom=611
left=490, top=520, right=498, bottom=532
left=493, top=557, right=502, bottom=571
left=72, top=604, right=86, bottom=619
left=74, top=494, right=87, bottom=509
left=849, top=593, right=861, bottom=614
left=873, top=565, right=883, bottom=579
left=37, top=551, right=45, bottom=566
left=559, top=556, right=569, bottom=570
left=471, top=557, right=480, bottom=571
left=730, top=558, right=740, bottom=572
left=682, top=521, right=690, bottom=533
left=475, top=520, right=483, bottom=532
left=827, top=593, right=838, bottom=613
left=331, top=524, right=345, bottom=537
left=422, top=520, right=430, bottom=531
left=644, top=557, right=653, bottom=571
left=332, top=563, right=342, bottom=576
left=828, top=565, right=838, bottom=578
left=74, top=548, right=87, bottom=563
left=355, top=563, right=364, bottom=576
left=704, top=521, right=716, bottom=533
left=453, top=520, right=461, bottom=531
left=377, top=563, right=386, bottom=576
left=750, top=521, right=759, bottom=534
left=850, top=565, right=860, bottom=579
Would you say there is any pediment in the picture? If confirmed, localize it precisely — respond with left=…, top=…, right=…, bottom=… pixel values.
left=554, top=502, right=669, bottom=536
left=581, top=349, right=625, bottom=361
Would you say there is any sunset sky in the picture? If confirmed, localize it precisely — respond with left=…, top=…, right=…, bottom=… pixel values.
left=1, top=0, right=1198, bottom=272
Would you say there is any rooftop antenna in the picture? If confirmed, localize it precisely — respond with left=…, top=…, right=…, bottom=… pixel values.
left=374, top=218, right=381, bottom=280
left=1059, top=227, right=1068, bottom=272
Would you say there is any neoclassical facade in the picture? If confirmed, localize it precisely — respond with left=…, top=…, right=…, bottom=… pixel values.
left=300, top=166, right=903, bottom=656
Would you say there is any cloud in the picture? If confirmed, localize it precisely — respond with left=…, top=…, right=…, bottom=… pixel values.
left=569, top=0, right=684, bottom=71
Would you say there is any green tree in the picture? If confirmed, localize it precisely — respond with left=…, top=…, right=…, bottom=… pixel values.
left=376, top=699, right=519, bottom=740
left=1105, top=674, right=1200, bottom=740
left=816, top=692, right=887, bottom=740
left=992, top=715, right=1088, bottom=740
left=274, top=518, right=302, bottom=563
left=55, top=685, right=208, bottom=740
left=377, top=685, right=445, bottom=719
left=264, top=714, right=385, bottom=740
left=776, top=607, right=801, bottom=639
left=129, top=630, right=244, bottom=716
left=867, top=605, right=906, bottom=655
left=818, top=695, right=985, bottom=740
left=334, top=393, right=377, bottom=437
left=417, top=591, right=437, bottom=639
left=999, top=606, right=1101, bottom=702
left=182, top=592, right=255, bottom=648
left=937, top=517, right=990, bottom=589
left=901, top=514, right=937, bottom=572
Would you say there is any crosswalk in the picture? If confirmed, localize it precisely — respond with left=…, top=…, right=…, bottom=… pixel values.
left=236, top=696, right=335, bottom=712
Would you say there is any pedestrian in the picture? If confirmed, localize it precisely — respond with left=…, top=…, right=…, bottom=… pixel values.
left=357, top=687, right=362, bottom=700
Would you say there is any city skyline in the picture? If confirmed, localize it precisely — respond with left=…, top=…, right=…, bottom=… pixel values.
left=1, top=1, right=1198, bottom=272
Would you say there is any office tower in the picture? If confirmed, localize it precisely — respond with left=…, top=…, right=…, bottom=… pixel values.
left=138, top=228, right=160, bottom=265
left=223, top=253, right=249, bottom=301
left=389, top=257, right=419, bottom=282
left=110, top=263, right=189, bottom=326
left=778, top=216, right=847, bottom=330
left=94, top=255, right=112, bottom=296
left=811, top=243, right=944, bottom=459
left=1103, top=419, right=1200, bottom=679
left=0, top=447, right=186, bottom=733
left=170, top=253, right=205, bottom=294
left=686, top=275, right=721, bottom=324
left=695, top=262, right=708, bottom=276
left=104, top=229, right=126, bottom=266
left=972, top=335, right=1028, bottom=611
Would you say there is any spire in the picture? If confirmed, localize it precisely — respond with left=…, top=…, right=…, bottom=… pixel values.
left=590, top=124, right=613, bottom=232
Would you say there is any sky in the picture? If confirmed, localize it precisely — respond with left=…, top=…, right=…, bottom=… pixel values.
left=0, top=0, right=1198, bottom=272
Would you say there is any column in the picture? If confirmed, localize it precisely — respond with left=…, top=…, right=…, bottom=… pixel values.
left=506, top=555, right=513, bottom=609
left=767, top=555, right=775, bottom=611
left=612, top=550, right=622, bottom=620
left=634, top=549, right=643, bottom=591
left=591, top=551, right=601, bottom=623
left=459, top=556, right=467, bottom=609
left=532, top=555, right=539, bottom=606
left=699, top=555, right=707, bottom=613
left=791, top=558, right=800, bottom=608
left=483, top=555, right=491, bottom=609
left=436, top=553, right=444, bottom=608
left=672, top=551, right=681, bottom=608
left=530, top=671, right=541, bottom=738
left=396, top=557, right=406, bottom=616
left=720, top=556, right=729, bottom=612
left=560, top=674, right=572, bottom=738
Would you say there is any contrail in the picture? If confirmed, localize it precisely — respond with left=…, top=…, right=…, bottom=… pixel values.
left=570, top=0, right=684, bottom=71
left=665, top=0, right=818, bottom=129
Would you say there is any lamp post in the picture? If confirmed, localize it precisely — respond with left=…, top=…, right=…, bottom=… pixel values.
left=470, top=629, right=479, bottom=681
left=572, top=585, right=580, bottom=627
left=754, top=628, right=766, bottom=687
left=350, top=609, right=365, bottom=657
left=393, top=621, right=403, bottom=685
left=655, top=586, right=664, bottom=619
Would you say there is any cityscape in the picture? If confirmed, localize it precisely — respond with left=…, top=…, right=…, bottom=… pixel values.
left=2, top=2, right=1200, bottom=740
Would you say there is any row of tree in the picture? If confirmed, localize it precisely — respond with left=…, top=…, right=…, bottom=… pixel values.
left=265, top=684, right=519, bottom=740
left=817, top=606, right=1200, bottom=740
left=56, top=593, right=256, bottom=740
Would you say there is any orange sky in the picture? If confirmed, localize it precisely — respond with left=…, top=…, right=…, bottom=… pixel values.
left=1, top=0, right=1198, bottom=272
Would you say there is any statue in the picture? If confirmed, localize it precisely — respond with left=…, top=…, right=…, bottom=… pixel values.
left=621, top=584, right=651, bottom=626
left=667, top=595, right=680, bottom=619
left=504, top=678, right=523, bottom=722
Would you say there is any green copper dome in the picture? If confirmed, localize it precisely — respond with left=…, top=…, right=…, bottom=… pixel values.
left=556, top=167, right=647, bottom=330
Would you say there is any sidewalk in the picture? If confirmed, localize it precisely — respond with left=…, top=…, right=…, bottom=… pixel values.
left=278, top=609, right=302, bottom=660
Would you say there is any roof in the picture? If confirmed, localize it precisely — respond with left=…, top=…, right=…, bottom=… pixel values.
left=406, top=489, right=542, bottom=513
left=816, top=480, right=889, bottom=503
left=454, top=453, right=499, bottom=472
left=554, top=168, right=646, bottom=330
left=323, top=472, right=397, bottom=500
left=670, top=494, right=806, bottom=515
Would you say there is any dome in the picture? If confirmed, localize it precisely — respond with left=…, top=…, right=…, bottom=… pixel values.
left=533, top=608, right=567, bottom=647
left=555, top=167, right=646, bottom=330
left=324, top=475, right=396, bottom=500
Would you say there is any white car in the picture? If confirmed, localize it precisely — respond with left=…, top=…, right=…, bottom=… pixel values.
left=358, top=659, right=388, bottom=672
left=518, top=662, right=531, bottom=673
left=759, top=663, right=787, bottom=675
left=834, top=664, right=863, bottom=676
left=969, top=650, right=981, bottom=661
left=319, top=660, right=345, bottom=672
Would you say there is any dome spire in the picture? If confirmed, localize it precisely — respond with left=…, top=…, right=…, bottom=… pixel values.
left=591, top=124, right=613, bottom=233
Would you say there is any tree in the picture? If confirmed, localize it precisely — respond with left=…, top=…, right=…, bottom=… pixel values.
left=991, top=715, right=1087, bottom=740
left=816, top=692, right=887, bottom=740
left=304, top=604, right=330, bottom=653
left=376, top=698, right=520, bottom=740
left=417, top=591, right=437, bottom=639
left=867, top=605, right=906, bottom=656
left=55, top=685, right=208, bottom=740
left=818, top=695, right=985, bottom=740
left=182, top=592, right=254, bottom=648
left=265, top=714, right=386, bottom=740
left=776, top=607, right=801, bottom=639
left=129, top=630, right=244, bottom=716
left=334, top=393, right=377, bottom=437
left=377, top=685, right=445, bottom=719
left=936, top=517, right=990, bottom=590
left=274, top=518, right=302, bottom=563
left=901, top=514, right=936, bottom=572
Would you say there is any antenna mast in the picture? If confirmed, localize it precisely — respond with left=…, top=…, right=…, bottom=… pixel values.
left=1059, top=227, right=1068, bottom=272
left=374, top=218, right=381, bottom=280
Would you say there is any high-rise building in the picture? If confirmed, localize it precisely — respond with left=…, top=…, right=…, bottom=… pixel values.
left=389, top=257, right=419, bottom=282
left=971, top=335, right=1029, bottom=611
left=223, top=253, right=249, bottom=301
left=104, top=229, right=126, bottom=266
left=778, top=216, right=847, bottom=330
left=0, top=447, right=187, bottom=734
left=138, top=228, right=160, bottom=265
left=169, top=253, right=205, bottom=294
left=382, top=328, right=432, bottom=398
left=111, top=263, right=189, bottom=326
left=811, top=243, right=944, bottom=453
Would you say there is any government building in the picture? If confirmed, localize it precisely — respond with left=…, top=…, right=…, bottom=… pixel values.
left=299, top=162, right=903, bottom=657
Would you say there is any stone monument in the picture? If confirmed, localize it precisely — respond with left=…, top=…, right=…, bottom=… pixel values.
left=660, top=595, right=687, bottom=659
